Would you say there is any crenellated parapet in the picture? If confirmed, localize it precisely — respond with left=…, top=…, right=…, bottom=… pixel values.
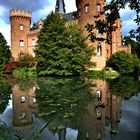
left=9, top=9, right=31, bottom=19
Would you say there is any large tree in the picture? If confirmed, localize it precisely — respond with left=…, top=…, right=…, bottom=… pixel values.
left=107, top=51, right=139, bottom=74
left=0, top=32, right=11, bottom=70
left=86, top=0, right=139, bottom=44
left=123, top=36, right=140, bottom=58
left=35, top=12, right=94, bottom=76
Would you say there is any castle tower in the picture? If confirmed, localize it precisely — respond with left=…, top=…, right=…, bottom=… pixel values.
left=55, top=0, right=66, bottom=14
left=76, top=0, right=105, bottom=37
left=76, top=0, right=107, bottom=69
left=9, top=9, right=31, bottom=60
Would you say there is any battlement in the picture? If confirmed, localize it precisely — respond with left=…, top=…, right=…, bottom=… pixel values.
left=9, top=9, right=31, bottom=18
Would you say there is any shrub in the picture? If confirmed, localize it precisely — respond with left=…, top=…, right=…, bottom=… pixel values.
left=2, top=62, right=19, bottom=74
left=12, top=67, right=37, bottom=78
left=18, top=52, right=35, bottom=68
left=107, top=51, right=139, bottom=74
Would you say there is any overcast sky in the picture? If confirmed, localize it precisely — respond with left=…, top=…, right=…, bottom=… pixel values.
left=0, top=0, right=137, bottom=45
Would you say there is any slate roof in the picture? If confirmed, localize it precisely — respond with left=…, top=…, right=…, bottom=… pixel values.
left=63, top=11, right=77, bottom=22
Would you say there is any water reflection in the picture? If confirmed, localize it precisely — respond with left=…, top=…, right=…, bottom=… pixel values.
left=12, top=80, right=37, bottom=129
left=0, top=76, right=139, bottom=140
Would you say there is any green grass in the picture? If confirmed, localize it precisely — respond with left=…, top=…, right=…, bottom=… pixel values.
left=88, top=70, right=120, bottom=79
left=12, top=67, right=37, bottom=78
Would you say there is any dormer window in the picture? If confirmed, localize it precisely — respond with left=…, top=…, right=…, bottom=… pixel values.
left=97, top=4, right=101, bottom=12
left=20, top=25, right=23, bottom=31
left=85, top=4, right=90, bottom=13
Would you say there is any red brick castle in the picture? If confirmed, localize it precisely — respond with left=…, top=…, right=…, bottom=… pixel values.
left=9, top=0, right=130, bottom=69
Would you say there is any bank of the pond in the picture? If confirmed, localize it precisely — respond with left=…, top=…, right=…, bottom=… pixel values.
left=12, top=67, right=37, bottom=78
left=12, top=67, right=120, bottom=79
left=88, top=70, right=120, bottom=79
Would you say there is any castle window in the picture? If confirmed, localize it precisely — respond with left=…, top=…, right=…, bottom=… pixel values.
left=96, top=90, right=102, bottom=100
left=97, top=4, right=101, bottom=12
left=20, top=96, right=26, bottom=103
left=78, top=9, right=81, bottom=17
left=85, top=4, right=90, bottom=13
left=32, top=39, right=35, bottom=46
left=20, top=40, right=24, bottom=47
left=97, top=45, right=102, bottom=56
left=20, top=25, right=23, bottom=30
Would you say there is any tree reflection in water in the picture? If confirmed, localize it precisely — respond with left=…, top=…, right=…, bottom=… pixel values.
left=0, top=76, right=139, bottom=140
left=0, top=77, right=11, bottom=114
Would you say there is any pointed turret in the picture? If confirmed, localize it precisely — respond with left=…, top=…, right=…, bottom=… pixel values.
left=55, top=0, right=66, bottom=14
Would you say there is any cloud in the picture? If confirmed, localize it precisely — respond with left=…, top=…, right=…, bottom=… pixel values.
left=0, top=0, right=56, bottom=44
left=32, top=1, right=56, bottom=23
left=0, top=0, right=138, bottom=44
left=122, top=20, right=137, bottom=36
left=0, top=0, right=55, bottom=24
left=0, top=19, right=10, bottom=45
left=120, top=4, right=138, bottom=36
left=0, top=0, right=51, bottom=12
left=65, top=0, right=77, bottom=13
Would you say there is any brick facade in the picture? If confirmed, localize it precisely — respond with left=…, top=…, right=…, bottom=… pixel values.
left=9, top=0, right=131, bottom=69
left=76, top=0, right=131, bottom=69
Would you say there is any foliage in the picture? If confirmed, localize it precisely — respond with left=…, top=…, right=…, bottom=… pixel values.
left=122, top=36, right=140, bottom=58
left=88, top=70, right=119, bottom=79
left=107, top=51, right=139, bottom=74
left=86, top=0, right=140, bottom=43
left=35, top=12, right=95, bottom=76
left=18, top=52, right=35, bottom=68
left=2, top=62, right=19, bottom=74
left=36, top=77, right=94, bottom=133
left=0, top=32, right=11, bottom=71
left=12, top=67, right=37, bottom=78
left=0, top=121, right=10, bottom=140
left=30, top=23, right=38, bottom=30
left=106, top=0, right=140, bottom=42
left=108, top=76, right=140, bottom=100
left=0, top=77, right=11, bottom=113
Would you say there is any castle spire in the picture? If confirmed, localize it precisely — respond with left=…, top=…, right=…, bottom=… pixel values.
left=55, top=0, right=66, bottom=14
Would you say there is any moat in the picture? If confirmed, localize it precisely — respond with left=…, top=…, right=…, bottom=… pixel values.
left=0, top=76, right=140, bottom=140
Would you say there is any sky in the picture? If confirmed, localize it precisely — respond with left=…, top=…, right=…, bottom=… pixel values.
left=0, top=0, right=137, bottom=45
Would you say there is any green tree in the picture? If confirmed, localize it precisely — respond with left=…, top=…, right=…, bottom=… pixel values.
left=35, top=12, right=94, bottom=76
left=0, top=32, right=11, bottom=70
left=107, top=51, right=139, bottom=74
left=0, top=78, right=11, bottom=113
left=123, top=36, right=140, bottom=58
left=108, top=76, right=140, bottom=100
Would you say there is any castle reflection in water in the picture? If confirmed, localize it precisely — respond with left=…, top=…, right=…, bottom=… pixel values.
left=8, top=78, right=121, bottom=140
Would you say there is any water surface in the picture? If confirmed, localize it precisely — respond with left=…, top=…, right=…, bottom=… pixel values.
left=0, top=76, right=139, bottom=140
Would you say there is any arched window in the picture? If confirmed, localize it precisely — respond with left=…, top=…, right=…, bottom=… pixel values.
left=20, top=24, right=23, bottom=30
left=96, top=90, right=102, bottom=101
left=97, top=45, right=102, bottom=56
left=85, top=4, right=90, bottom=13
left=20, top=40, right=24, bottom=47
left=97, top=4, right=101, bottom=12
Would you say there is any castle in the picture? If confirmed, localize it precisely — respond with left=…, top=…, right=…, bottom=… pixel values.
left=9, top=0, right=131, bottom=69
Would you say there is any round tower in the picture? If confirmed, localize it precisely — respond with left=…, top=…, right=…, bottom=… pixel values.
left=76, top=0, right=107, bottom=69
left=9, top=9, right=31, bottom=60
left=76, top=0, right=105, bottom=37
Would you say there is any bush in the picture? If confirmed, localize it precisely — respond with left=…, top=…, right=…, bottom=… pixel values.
left=2, top=62, right=19, bottom=74
left=107, top=51, right=139, bottom=74
left=18, top=52, right=35, bottom=68
left=12, top=67, right=37, bottom=78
